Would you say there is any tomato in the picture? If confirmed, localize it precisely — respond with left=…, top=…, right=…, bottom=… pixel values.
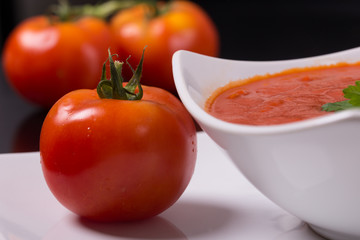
left=39, top=50, right=197, bottom=222
left=110, top=0, right=219, bottom=93
left=2, top=15, right=114, bottom=108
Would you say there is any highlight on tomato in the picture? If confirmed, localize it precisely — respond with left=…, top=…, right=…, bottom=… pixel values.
left=2, top=1, right=115, bottom=108
left=110, top=0, right=220, bottom=93
left=39, top=48, right=197, bottom=222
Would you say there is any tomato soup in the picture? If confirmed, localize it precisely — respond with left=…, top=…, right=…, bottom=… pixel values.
left=205, top=63, right=360, bottom=125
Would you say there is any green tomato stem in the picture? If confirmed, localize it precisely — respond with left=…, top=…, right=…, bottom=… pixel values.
left=80, top=1, right=138, bottom=19
left=97, top=48, right=145, bottom=100
left=51, top=0, right=173, bottom=21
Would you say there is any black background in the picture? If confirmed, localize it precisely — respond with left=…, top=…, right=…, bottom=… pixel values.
left=2, top=0, right=360, bottom=152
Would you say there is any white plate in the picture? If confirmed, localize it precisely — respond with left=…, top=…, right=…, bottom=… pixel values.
left=0, top=132, right=325, bottom=240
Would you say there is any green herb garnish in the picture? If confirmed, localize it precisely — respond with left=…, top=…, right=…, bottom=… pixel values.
left=322, top=81, right=360, bottom=112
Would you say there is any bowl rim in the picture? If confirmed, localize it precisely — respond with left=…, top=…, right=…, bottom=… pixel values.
left=172, top=49, right=360, bottom=135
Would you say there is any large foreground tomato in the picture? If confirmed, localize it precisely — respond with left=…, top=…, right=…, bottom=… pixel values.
left=2, top=15, right=114, bottom=108
left=110, top=0, right=219, bottom=93
left=40, top=50, right=197, bottom=222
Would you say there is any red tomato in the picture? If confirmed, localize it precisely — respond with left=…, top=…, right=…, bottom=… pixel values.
left=2, top=16, right=115, bottom=108
left=39, top=51, right=197, bottom=222
left=110, top=0, right=219, bottom=93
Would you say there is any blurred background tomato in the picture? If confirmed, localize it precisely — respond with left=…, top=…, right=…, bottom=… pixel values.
left=1, top=0, right=360, bottom=152
left=3, top=0, right=360, bottom=60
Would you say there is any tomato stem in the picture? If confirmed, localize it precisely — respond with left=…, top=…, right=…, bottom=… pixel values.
left=52, top=0, right=72, bottom=21
left=97, top=48, right=145, bottom=100
left=51, top=0, right=137, bottom=21
left=76, top=0, right=138, bottom=19
left=51, top=0, right=173, bottom=21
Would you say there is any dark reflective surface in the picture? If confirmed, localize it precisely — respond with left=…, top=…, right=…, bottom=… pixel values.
left=11, top=110, right=48, bottom=152
left=0, top=66, right=46, bottom=153
left=1, top=1, right=360, bottom=153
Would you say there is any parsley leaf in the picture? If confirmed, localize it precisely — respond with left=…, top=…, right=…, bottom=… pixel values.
left=321, top=100, right=353, bottom=112
left=344, top=81, right=360, bottom=106
left=322, top=81, right=360, bottom=112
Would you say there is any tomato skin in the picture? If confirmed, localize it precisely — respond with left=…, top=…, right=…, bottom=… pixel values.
left=110, top=0, right=219, bottom=93
left=2, top=16, right=114, bottom=108
left=40, top=85, right=197, bottom=222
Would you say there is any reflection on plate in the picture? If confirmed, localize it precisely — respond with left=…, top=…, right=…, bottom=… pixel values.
left=0, top=133, right=326, bottom=240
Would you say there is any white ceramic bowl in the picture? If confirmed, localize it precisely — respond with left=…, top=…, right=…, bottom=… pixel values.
left=172, top=47, right=360, bottom=240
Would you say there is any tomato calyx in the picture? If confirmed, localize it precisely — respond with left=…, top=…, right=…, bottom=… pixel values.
left=97, top=48, right=145, bottom=100
left=141, top=1, right=173, bottom=19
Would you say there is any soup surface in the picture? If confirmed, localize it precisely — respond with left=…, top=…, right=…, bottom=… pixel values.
left=205, top=63, right=360, bottom=125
